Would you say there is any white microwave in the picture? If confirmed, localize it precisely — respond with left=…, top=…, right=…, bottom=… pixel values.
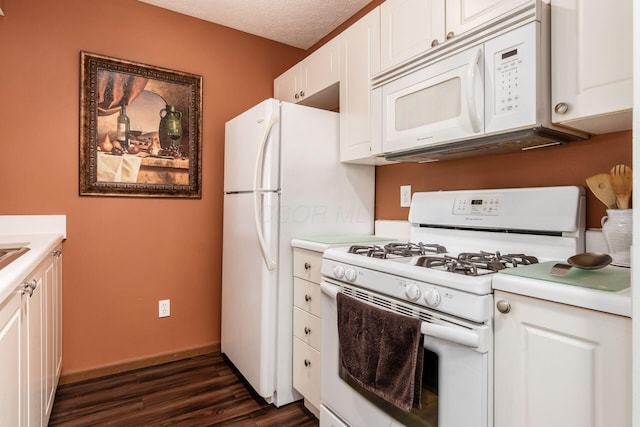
left=373, top=5, right=587, bottom=162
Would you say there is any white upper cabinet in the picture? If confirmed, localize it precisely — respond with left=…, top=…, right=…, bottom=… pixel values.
left=379, top=0, right=530, bottom=72
left=274, top=66, right=299, bottom=104
left=274, top=37, right=340, bottom=110
left=445, top=0, right=530, bottom=38
left=340, top=7, right=383, bottom=163
left=380, top=0, right=445, bottom=72
left=550, top=0, right=632, bottom=134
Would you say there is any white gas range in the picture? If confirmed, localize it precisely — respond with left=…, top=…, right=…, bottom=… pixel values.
left=319, top=186, right=585, bottom=427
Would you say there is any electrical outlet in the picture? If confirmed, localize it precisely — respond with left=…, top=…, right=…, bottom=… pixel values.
left=400, top=185, right=412, bottom=207
left=159, top=299, right=170, bottom=318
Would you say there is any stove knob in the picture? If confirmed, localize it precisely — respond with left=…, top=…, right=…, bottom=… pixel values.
left=344, top=267, right=357, bottom=282
left=425, top=289, right=441, bottom=307
left=333, top=265, right=345, bottom=279
left=405, top=284, right=421, bottom=301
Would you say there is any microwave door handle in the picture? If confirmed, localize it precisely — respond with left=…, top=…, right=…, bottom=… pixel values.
left=466, top=47, right=483, bottom=133
left=253, top=112, right=278, bottom=271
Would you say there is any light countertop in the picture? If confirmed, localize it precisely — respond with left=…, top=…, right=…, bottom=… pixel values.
left=493, top=263, right=631, bottom=317
left=0, top=216, right=66, bottom=304
left=291, top=235, right=395, bottom=253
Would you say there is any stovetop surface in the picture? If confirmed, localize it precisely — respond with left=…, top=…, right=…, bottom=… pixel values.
left=332, top=242, right=539, bottom=276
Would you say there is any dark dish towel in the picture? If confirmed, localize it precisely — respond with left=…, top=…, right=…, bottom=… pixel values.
left=337, top=292, right=424, bottom=411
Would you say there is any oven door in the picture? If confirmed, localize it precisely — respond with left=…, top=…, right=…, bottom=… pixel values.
left=320, top=280, right=492, bottom=427
left=379, top=45, right=484, bottom=155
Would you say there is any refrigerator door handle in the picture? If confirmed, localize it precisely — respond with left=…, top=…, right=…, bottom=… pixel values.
left=253, top=111, right=278, bottom=270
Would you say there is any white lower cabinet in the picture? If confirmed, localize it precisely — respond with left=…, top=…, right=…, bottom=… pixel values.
left=26, top=269, right=43, bottom=427
left=292, top=248, right=323, bottom=417
left=494, top=290, right=631, bottom=427
left=0, top=246, right=63, bottom=427
left=0, top=289, right=26, bottom=427
left=44, top=248, right=63, bottom=421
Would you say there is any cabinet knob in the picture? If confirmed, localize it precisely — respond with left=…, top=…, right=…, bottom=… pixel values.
left=304, top=359, right=311, bottom=367
left=496, top=300, right=511, bottom=314
left=299, top=91, right=305, bottom=97
left=304, top=327, right=311, bottom=335
left=22, top=280, right=37, bottom=297
left=446, top=31, right=455, bottom=40
left=431, top=39, right=439, bottom=47
left=294, top=93, right=300, bottom=100
left=554, top=102, right=569, bottom=114
left=304, top=262, right=311, bottom=270
left=304, top=294, right=311, bottom=302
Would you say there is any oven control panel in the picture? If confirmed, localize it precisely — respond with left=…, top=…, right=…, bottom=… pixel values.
left=453, top=195, right=502, bottom=216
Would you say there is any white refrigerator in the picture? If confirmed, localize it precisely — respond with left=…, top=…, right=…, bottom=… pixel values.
left=221, top=99, right=375, bottom=406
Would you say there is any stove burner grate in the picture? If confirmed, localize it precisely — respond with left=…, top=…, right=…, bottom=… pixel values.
left=416, top=255, right=480, bottom=276
left=347, top=242, right=448, bottom=259
left=417, top=251, right=539, bottom=276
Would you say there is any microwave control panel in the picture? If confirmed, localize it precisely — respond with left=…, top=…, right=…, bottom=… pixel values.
left=453, top=195, right=503, bottom=216
left=495, top=47, right=523, bottom=114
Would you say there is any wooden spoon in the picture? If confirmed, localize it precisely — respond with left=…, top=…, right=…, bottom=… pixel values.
left=585, top=173, right=617, bottom=209
left=609, top=164, right=633, bottom=209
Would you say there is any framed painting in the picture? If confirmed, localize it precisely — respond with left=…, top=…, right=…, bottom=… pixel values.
left=80, top=51, right=203, bottom=198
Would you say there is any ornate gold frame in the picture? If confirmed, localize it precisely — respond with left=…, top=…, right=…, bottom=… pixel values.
left=80, top=51, right=202, bottom=198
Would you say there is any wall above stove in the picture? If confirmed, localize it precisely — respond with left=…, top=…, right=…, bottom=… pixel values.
left=375, top=130, right=632, bottom=230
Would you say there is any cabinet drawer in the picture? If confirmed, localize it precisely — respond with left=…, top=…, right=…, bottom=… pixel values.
left=293, top=249, right=323, bottom=283
left=293, top=278, right=321, bottom=317
left=293, top=306, right=321, bottom=351
left=293, top=337, right=321, bottom=409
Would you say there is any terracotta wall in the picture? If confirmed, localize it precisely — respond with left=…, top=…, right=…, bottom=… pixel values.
left=0, top=0, right=304, bottom=374
left=376, top=131, right=633, bottom=229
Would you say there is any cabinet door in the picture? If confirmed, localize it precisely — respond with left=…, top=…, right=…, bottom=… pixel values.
left=0, top=291, right=26, bottom=427
left=340, top=7, right=381, bottom=163
left=43, top=256, right=56, bottom=422
left=301, top=36, right=340, bottom=103
left=274, top=38, right=340, bottom=107
left=380, top=0, right=445, bottom=71
left=53, top=249, right=62, bottom=380
left=446, top=0, right=529, bottom=38
left=494, top=291, right=631, bottom=427
left=26, top=271, right=44, bottom=427
left=274, top=66, right=300, bottom=104
left=550, top=0, right=632, bottom=133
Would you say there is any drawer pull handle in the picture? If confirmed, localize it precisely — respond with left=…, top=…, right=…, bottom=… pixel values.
left=304, top=262, right=311, bottom=270
left=304, top=359, right=311, bottom=367
left=304, top=327, right=311, bottom=335
left=304, top=294, right=311, bottom=302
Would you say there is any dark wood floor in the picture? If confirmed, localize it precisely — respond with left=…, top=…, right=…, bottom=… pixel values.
left=49, top=352, right=319, bottom=427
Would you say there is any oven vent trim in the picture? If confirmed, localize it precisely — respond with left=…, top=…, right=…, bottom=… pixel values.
left=339, top=283, right=481, bottom=330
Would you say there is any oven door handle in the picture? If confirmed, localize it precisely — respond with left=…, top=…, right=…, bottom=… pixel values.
left=320, top=281, right=340, bottom=299
left=421, top=322, right=480, bottom=349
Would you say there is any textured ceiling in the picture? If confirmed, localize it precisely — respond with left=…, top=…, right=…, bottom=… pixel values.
left=138, top=0, right=373, bottom=49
